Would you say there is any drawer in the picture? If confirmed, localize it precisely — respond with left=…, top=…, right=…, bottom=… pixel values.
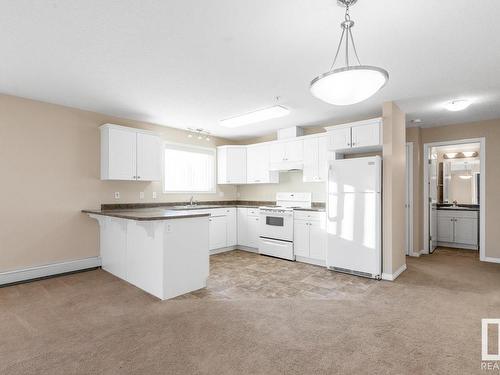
left=247, top=208, right=260, bottom=217
left=293, top=210, right=326, bottom=221
left=437, top=209, right=478, bottom=219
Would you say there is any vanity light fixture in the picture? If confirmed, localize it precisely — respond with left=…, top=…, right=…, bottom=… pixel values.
left=445, top=152, right=459, bottom=159
left=310, top=0, right=389, bottom=105
left=444, top=99, right=472, bottom=112
left=462, top=151, right=477, bottom=158
left=220, top=105, right=290, bottom=128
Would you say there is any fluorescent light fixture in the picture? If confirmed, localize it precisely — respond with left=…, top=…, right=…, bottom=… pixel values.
left=220, top=105, right=290, bottom=128
left=459, top=175, right=473, bottom=180
left=462, top=151, right=477, bottom=157
left=445, top=152, right=458, bottom=159
left=444, top=99, right=472, bottom=111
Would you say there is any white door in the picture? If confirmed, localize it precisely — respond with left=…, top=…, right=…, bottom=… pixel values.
left=309, top=220, right=327, bottom=261
left=247, top=144, right=271, bottom=183
left=224, top=208, right=237, bottom=247
left=302, top=138, right=319, bottom=182
left=209, top=216, right=227, bottom=250
left=247, top=216, right=260, bottom=248
left=429, top=157, right=438, bottom=253
left=437, top=215, right=454, bottom=242
left=454, top=217, right=478, bottom=246
left=405, top=143, right=413, bottom=256
left=285, top=139, right=304, bottom=162
left=237, top=208, right=249, bottom=247
left=317, top=136, right=328, bottom=182
left=108, top=128, right=137, bottom=180
left=270, top=142, right=286, bottom=164
left=293, top=220, right=310, bottom=257
left=327, top=127, right=351, bottom=150
left=136, top=133, right=161, bottom=181
left=226, top=147, right=246, bottom=184
left=351, top=123, right=381, bottom=148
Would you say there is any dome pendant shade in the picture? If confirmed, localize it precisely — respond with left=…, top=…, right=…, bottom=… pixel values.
left=310, top=0, right=389, bottom=105
left=310, top=66, right=388, bottom=106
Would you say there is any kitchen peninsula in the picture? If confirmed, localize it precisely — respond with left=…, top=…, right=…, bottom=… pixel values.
left=83, top=208, right=209, bottom=300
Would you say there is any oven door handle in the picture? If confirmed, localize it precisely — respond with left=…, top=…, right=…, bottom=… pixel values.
left=260, top=238, right=291, bottom=247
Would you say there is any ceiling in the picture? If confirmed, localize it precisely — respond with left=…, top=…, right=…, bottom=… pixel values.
left=1, top=0, right=500, bottom=140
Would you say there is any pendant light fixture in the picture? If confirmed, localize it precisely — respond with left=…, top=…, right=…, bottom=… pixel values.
left=310, top=0, right=389, bottom=105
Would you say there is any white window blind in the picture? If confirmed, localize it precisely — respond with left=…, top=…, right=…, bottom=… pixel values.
left=164, top=144, right=215, bottom=193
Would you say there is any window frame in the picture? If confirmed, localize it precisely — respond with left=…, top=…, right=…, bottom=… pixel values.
left=162, top=142, right=217, bottom=194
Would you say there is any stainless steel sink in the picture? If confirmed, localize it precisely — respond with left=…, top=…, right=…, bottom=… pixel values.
left=169, top=205, right=222, bottom=210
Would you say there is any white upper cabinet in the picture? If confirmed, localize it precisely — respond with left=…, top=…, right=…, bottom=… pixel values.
left=217, top=146, right=247, bottom=184
left=247, top=143, right=279, bottom=184
left=327, top=127, right=351, bottom=150
left=100, top=124, right=162, bottom=181
left=303, top=136, right=328, bottom=182
left=325, top=118, right=382, bottom=151
left=136, top=132, right=162, bottom=181
left=270, top=139, right=304, bottom=170
left=351, top=123, right=381, bottom=148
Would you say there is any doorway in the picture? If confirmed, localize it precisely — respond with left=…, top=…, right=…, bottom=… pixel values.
left=405, top=142, right=414, bottom=256
left=423, top=138, right=485, bottom=260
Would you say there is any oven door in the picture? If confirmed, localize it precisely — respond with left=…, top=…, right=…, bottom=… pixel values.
left=259, top=211, right=293, bottom=241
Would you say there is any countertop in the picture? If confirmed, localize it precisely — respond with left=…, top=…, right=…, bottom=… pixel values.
left=82, top=209, right=210, bottom=221
left=83, top=203, right=325, bottom=220
left=437, top=207, right=479, bottom=212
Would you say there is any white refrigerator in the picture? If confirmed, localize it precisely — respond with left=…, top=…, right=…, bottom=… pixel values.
left=326, top=156, right=382, bottom=279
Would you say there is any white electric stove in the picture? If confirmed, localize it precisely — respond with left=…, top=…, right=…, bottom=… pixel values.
left=259, top=192, right=312, bottom=260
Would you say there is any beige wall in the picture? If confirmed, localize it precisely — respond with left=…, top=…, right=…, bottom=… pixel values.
left=0, top=95, right=237, bottom=272
left=406, top=118, right=500, bottom=259
left=406, top=127, right=422, bottom=253
left=382, top=102, right=407, bottom=275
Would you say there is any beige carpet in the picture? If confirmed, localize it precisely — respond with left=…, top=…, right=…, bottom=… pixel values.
left=1, top=248, right=499, bottom=375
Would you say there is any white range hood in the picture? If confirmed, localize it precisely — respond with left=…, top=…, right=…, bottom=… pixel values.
left=269, top=161, right=303, bottom=172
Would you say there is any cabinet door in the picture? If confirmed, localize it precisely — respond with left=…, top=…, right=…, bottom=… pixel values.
left=285, top=139, right=304, bottom=162
left=270, top=142, right=286, bottom=164
left=309, top=220, right=327, bottom=261
left=327, top=127, right=351, bottom=150
left=224, top=208, right=237, bottom=247
left=107, top=128, right=137, bottom=180
left=209, top=216, right=227, bottom=250
left=247, top=216, right=260, bottom=248
left=237, top=208, right=249, bottom=247
left=454, top=217, right=478, bottom=246
left=226, top=147, right=247, bottom=184
left=437, top=215, right=454, bottom=242
left=317, top=136, right=329, bottom=182
left=247, top=144, right=276, bottom=183
left=136, top=133, right=162, bottom=181
left=293, top=220, right=310, bottom=257
left=302, top=138, right=319, bottom=182
left=351, top=123, right=381, bottom=148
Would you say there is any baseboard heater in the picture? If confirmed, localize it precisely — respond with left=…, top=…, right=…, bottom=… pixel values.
left=328, top=266, right=381, bottom=280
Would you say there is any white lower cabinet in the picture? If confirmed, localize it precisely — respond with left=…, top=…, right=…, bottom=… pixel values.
left=224, top=208, right=237, bottom=246
left=209, top=215, right=227, bottom=250
left=237, top=208, right=260, bottom=249
left=437, top=210, right=478, bottom=249
left=293, top=211, right=327, bottom=264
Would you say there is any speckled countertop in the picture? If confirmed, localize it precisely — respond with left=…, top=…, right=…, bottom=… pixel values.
left=83, top=201, right=326, bottom=220
left=82, top=208, right=210, bottom=221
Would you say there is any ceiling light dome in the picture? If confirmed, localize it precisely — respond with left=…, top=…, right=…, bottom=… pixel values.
left=310, top=0, right=388, bottom=106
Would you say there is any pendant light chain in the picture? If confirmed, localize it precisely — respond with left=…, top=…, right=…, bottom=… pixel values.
left=329, top=3, right=362, bottom=71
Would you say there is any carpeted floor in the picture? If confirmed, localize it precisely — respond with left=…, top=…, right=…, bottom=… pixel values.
left=1, top=248, right=499, bottom=374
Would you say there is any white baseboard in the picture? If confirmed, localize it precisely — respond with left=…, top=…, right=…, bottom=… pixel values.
left=209, top=245, right=258, bottom=255
left=382, top=263, right=407, bottom=281
left=409, top=251, right=421, bottom=257
left=295, top=256, right=326, bottom=267
left=482, top=256, right=500, bottom=264
left=0, top=257, right=101, bottom=286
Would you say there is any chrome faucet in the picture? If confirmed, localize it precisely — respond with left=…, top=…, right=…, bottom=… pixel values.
left=189, top=196, right=195, bottom=206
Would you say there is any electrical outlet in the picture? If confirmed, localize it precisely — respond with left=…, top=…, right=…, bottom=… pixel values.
left=114, top=192, right=120, bottom=199
left=152, top=191, right=157, bottom=199
left=139, top=192, right=145, bottom=200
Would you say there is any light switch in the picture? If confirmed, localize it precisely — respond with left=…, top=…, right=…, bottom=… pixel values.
left=152, top=191, right=157, bottom=199
left=114, top=192, right=120, bottom=199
